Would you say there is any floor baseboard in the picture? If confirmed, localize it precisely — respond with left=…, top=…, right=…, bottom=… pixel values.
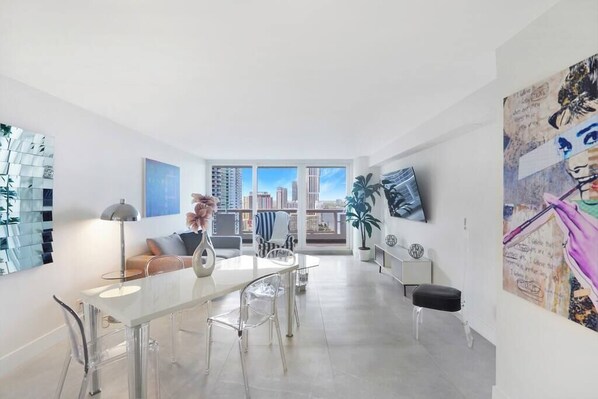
left=0, top=324, right=65, bottom=378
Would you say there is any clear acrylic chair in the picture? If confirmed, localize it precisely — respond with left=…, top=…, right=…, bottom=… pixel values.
left=53, top=295, right=160, bottom=399
left=266, top=248, right=300, bottom=331
left=205, top=273, right=287, bottom=399
left=145, top=255, right=184, bottom=363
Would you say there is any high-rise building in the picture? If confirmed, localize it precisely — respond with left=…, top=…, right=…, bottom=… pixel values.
left=306, top=168, right=320, bottom=210
left=292, top=180, right=298, bottom=201
left=276, top=187, right=288, bottom=209
left=211, top=167, right=242, bottom=210
left=243, top=192, right=273, bottom=210
left=242, top=195, right=252, bottom=210
left=258, top=192, right=273, bottom=209
left=211, top=167, right=244, bottom=236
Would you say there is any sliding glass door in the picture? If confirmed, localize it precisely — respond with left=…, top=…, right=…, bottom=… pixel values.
left=209, top=163, right=350, bottom=251
left=210, top=166, right=252, bottom=243
left=304, top=167, right=347, bottom=246
left=256, top=167, right=298, bottom=237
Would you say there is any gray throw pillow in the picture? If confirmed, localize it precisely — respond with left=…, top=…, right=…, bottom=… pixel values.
left=146, top=234, right=187, bottom=256
left=179, top=231, right=203, bottom=256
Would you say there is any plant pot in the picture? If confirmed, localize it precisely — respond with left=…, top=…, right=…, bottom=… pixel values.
left=358, top=248, right=371, bottom=262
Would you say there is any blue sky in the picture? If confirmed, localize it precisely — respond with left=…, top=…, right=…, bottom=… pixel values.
left=240, top=167, right=346, bottom=201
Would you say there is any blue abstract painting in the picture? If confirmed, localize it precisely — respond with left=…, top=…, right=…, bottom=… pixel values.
left=145, top=158, right=180, bottom=217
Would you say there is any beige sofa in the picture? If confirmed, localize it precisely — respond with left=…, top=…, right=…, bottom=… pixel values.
left=126, top=232, right=242, bottom=274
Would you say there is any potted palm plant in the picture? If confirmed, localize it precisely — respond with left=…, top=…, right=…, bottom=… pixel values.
left=345, top=173, right=383, bottom=261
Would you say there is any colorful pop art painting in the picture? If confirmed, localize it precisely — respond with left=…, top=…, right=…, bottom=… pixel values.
left=503, top=53, right=598, bottom=331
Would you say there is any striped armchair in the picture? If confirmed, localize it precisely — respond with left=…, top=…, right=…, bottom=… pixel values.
left=255, top=211, right=295, bottom=257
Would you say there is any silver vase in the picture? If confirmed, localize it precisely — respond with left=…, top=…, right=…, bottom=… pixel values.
left=192, top=232, right=217, bottom=277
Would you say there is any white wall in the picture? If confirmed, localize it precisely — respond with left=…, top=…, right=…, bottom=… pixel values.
left=374, top=115, right=501, bottom=343
left=368, top=76, right=501, bottom=344
left=0, top=75, right=206, bottom=374
left=494, top=1, right=598, bottom=398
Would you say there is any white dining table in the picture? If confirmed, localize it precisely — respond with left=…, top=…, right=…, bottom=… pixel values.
left=80, top=254, right=319, bottom=399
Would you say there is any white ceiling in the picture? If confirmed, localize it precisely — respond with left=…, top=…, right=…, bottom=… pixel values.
left=0, top=0, right=558, bottom=160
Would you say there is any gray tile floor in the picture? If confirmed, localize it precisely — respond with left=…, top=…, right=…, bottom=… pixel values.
left=0, top=256, right=495, bottom=398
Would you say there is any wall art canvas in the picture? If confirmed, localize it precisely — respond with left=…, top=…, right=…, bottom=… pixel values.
left=144, top=158, right=180, bottom=217
left=0, top=123, right=54, bottom=276
left=503, top=53, right=598, bottom=332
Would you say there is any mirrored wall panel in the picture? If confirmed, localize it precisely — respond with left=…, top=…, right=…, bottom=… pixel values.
left=0, top=123, right=54, bottom=276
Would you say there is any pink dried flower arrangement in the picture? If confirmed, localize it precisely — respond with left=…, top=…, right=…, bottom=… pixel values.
left=186, top=193, right=219, bottom=233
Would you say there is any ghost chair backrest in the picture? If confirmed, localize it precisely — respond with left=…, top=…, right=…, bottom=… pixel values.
left=145, top=255, right=185, bottom=277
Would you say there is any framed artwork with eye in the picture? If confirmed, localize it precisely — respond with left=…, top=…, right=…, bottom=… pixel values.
left=502, top=53, right=598, bottom=333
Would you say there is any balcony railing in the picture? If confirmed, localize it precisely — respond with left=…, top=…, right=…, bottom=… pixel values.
left=212, top=209, right=347, bottom=245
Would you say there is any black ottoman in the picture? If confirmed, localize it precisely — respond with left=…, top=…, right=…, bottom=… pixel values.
left=412, top=284, right=462, bottom=312
left=411, top=284, right=473, bottom=348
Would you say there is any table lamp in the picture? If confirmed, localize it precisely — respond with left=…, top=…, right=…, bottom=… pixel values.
left=101, top=199, right=140, bottom=280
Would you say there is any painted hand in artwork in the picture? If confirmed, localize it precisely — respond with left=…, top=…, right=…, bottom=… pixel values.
left=544, top=194, right=598, bottom=306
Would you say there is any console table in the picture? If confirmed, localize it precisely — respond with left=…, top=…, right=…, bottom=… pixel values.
left=374, top=243, right=432, bottom=296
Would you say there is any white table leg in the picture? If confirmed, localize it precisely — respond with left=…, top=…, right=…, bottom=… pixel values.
left=126, top=323, right=150, bottom=399
left=83, top=303, right=101, bottom=395
left=286, top=270, right=295, bottom=337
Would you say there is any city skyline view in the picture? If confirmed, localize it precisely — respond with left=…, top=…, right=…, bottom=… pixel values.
left=239, top=167, right=347, bottom=203
left=211, top=166, right=348, bottom=244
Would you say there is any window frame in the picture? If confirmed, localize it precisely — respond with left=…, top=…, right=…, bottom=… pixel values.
left=207, top=159, right=353, bottom=253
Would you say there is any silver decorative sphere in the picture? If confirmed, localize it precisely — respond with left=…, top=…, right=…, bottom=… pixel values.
left=385, top=234, right=397, bottom=247
left=408, top=243, right=424, bottom=259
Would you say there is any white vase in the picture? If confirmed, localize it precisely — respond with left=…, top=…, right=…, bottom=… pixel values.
left=192, top=232, right=217, bottom=277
